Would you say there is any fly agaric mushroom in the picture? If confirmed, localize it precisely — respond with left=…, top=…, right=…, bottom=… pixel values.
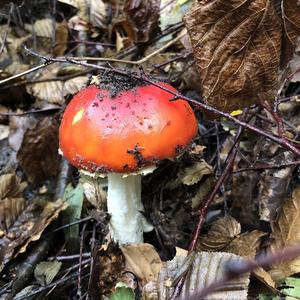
left=59, top=79, right=198, bottom=244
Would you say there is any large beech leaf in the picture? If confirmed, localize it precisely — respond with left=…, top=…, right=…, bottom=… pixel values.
left=268, top=187, right=300, bottom=282
left=184, top=0, right=300, bottom=112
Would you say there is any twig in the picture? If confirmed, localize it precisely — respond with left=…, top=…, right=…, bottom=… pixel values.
left=50, top=216, right=91, bottom=234
left=64, top=30, right=187, bottom=65
left=0, top=3, right=13, bottom=56
left=48, top=253, right=91, bottom=261
left=22, top=47, right=300, bottom=156
left=233, top=160, right=300, bottom=173
left=14, top=269, right=90, bottom=300
left=0, top=238, right=53, bottom=300
left=171, top=123, right=244, bottom=300
left=86, top=223, right=96, bottom=300
left=77, top=222, right=87, bottom=299
left=0, top=61, right=54, bottom=86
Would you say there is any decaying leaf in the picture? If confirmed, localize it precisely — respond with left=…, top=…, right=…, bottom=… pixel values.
left=268, top=186, right=300, bottom=282
left=121, top=243, right=163, bottom=287
left=167, top=160, right=213, bottom=189
left=253, top=267, right=277, bottom=292
left=0, top=174, right=27, bottom=233
left=9, top=115, right=38, bottom=152
left=89, top=243, right=125, bottom=298
left=225, top=230, right=266, bottom=258
left=26, top=65, right=88, bottom=104
left=32, top=18, right=54, bottom=38
left=197, top=216, right=241, bottom=252
left=184, top=0, right=300, bottom=112
left=89, top=0, right=108, bottom=29
left=80, top=175, right=107, bottom=210
left=34, top=260, right=62, bottom=286
left=143, top=251, right=250, bottom=300
left=54, top=22, right=69, bottom=56
left=0, top=198, right=68, bottom=272
left=191, top=176, right=214, bottom=209
left=182, top=160, right=213, bottom=186
left=17, top=116, right=60, bottom=186
left=124, top=0, right=160, bottom=43
left=258, top=154, right=296, bottom=222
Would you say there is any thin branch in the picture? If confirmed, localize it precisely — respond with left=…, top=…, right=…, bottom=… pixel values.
left=0, top=3, right=13, bottom=55
left=171, top=124, right=244, bottom=300
left=22, top=47, right=300, bottom=156
left=0, top=61, right=54, bottom=86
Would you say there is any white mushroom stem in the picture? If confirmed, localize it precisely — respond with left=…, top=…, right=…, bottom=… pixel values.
left=107, top=173, right=153, bottom=244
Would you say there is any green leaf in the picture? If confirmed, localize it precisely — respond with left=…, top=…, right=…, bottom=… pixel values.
left=108, top=286, right=134, bottom=300
left=282, top=277, right=300, bottom=300
left=62, top=183, right=84, bottom=241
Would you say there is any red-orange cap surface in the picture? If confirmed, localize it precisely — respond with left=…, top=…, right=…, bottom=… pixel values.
left=59, top=82, right=198, bottom=173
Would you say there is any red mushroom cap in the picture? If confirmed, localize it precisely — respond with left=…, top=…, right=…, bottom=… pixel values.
left=59, top=82, right=198, bottom=173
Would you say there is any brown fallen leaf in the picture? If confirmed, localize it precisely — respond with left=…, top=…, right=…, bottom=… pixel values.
left=9, top=115, right=38, bottom=152
left=143, top=251, right=250, bottom=300
left=281, top=1, right=300, bottom=67
left=253, top=267, right=277, bottom=293
left=182, top=160, right=213, bottom=186
left=166, top=160, right=213, bottom=190
left=197, top=216, right=241, bottom=252
left=124, top=0, right=160, bottom=43
left=225, top=230, right=266, bottom=258
left=17, top=116, right=60, bottom=186
left=0, top=174, right=27, bottom=234
left=88, top=242, right=125, bottom=298
left=121, top=243, right=163, bottom=287
left=258, top=151, right=296, bottom=222
left=184, top=0, right=300, bottom=112
left=0, top=198, right=68, bottom=272
left=268, top=186, right=300, bottom=282
left=26, top=65, right=88, bottom=105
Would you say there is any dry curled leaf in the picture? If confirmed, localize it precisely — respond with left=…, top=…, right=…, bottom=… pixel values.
left=121, top=243, right=163, bottom=287
left=0, top=198, right=68, bottom=272
left=124, top=0, right=160, bottom=43
left=253, top=267, right=277, bottom=292
left=143, top=251, right=250, bottom=300
left=225, top=230, right=266, bottom=258
left=182, top=160, right=213, bottom=186
left=17, top=116, right=60, bottom=186
left=0, top=174, right=27, bottom=233
left=268, top=186, right=300, bottom=282
left=184, top=0, right=300, bottom=112
left=197, top=216, right=241, bottom=252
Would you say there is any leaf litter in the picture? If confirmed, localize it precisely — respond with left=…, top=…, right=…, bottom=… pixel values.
left=1, top=0, right=300, bottom=299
